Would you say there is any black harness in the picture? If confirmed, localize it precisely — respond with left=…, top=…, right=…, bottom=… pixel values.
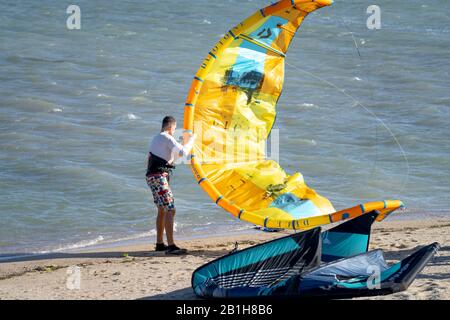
left=146, top=153, right=175, bottom=176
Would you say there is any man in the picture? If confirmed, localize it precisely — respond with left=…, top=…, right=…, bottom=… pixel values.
left=146, top=116, right=195, bottom=254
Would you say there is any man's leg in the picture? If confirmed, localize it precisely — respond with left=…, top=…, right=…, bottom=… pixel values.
left=164, top=209, right=187, bottom=254
left=164, top=209, right=175, bottom=246
left=156, top=206, right=166, bottom=244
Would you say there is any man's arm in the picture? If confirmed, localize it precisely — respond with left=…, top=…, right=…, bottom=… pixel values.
left=168, top=133, right=196, bottom=160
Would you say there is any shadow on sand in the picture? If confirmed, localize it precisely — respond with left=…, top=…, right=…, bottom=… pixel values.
left=0, top=248, right=230, bottom=264
left=138, top=287, right=199, bottom=300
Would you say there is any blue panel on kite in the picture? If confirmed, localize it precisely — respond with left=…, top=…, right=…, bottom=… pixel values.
left=192, top=226, right=439, bottom=299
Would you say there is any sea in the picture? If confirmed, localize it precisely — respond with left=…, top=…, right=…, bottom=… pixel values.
left=0, top=0, right=449, bottom=259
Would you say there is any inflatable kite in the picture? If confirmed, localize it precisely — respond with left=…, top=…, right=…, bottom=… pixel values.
left=183, top=0, right=404, bottom=230
left=192, top=213, right=440, bottom=299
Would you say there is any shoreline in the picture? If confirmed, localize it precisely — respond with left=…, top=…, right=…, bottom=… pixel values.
left=0, top=217, right=448, bottom=300
left=1, top=209, right=448, bottom=262
left=0, top=225, right=258, bottom=263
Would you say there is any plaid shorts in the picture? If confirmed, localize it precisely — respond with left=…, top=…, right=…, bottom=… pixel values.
left=146, top=173, right=175, bottom=211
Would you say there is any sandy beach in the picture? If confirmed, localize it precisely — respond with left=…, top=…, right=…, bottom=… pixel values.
left=0, top=218, right=448, bottom=300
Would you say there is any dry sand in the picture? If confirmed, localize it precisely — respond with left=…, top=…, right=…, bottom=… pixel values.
left=0, top=218, right=448, bottom=300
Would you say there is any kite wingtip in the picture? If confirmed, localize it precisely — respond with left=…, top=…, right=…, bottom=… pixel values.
left=316, top=0, right=334, bottom=6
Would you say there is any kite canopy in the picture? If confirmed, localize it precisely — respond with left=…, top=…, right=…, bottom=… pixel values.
left=192, top=220, right=440, bottom=299
left=183, top=0, right=403, bottom=230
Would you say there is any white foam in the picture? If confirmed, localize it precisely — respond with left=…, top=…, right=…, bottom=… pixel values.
left=31, top=229, right=158, bottom=255
left=101, top=229, right=157, bottom=244
left=34, top=235, right=105, bottom=254
left=353, top=77, right=362, bottom=81
left=127, top=113, right=140, bottom=120
left=297, top=103, right=318, bottom=109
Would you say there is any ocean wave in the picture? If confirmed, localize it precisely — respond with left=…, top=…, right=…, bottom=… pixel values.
left=32, top=229, right=159, bottom=255
left=297, top=103, right=319, bottom=109
left=97, top=93, right=112, bottom=99
left=131, top=96, right=152, bottom=104
left=34, top=235, right=106, bottom=254
left=297, top=138, right=317, bottom=146
left=127, top=113, right=141, bottom=120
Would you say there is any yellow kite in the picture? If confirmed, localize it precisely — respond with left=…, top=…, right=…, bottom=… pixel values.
left=183, top=0, right=403, bottom=230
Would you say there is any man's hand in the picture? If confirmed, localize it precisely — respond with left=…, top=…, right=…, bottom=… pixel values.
left=183, top=132, right=196, bottom=145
